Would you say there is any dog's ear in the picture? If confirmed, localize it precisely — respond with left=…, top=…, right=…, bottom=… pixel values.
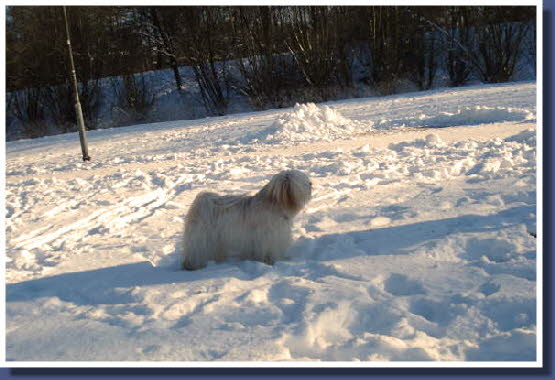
left=264, top=171, right=310, bottom=214
left=266, top=173, right=295, bottom=212
left=280, top=173, right=298, bottom=212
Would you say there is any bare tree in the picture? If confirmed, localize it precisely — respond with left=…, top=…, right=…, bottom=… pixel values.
left=365, top=6, right=408, bottom=94
left=400, top=8, right=440, bottom=91
left=472, top=9, right=529, bottom=83
left=417, top=6, right=532, bottom=86
left=9, top=88, right=49, bottom=138
left=285, top=6, right=348, bottom=101
left=404, top=31, right=438, bottom=90
left=445, top=7, right=474, bottom=86
left=179, top=7, right=232, bottom=116
left=137, top=7, right=185, bottom=92
left=111, top=73, right=156, bottom=125
left=526, top=19, right=536, bottom=75
left=231, top=7, right=303, bottom=109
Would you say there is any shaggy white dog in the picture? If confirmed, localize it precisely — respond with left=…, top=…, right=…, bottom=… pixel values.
left=181, top=170, right=312, bottom=270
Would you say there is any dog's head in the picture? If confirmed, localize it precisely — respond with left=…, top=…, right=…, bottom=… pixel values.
left=262, top=170, right=312, bottom=216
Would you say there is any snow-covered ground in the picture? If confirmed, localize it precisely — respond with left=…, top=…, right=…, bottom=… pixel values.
left=5, top=81, right=538, bottom=363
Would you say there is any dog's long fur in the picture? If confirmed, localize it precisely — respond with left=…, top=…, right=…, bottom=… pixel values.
left=181, top=170, right=311, bottom=270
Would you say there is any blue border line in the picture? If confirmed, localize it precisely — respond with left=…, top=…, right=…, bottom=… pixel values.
left=2, top=4, right=552, bottom=380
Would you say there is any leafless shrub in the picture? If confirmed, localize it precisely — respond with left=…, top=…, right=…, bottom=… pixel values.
left=473, top=21, right=529, bottom=83
left=8, top=88, right=49, bottom=138
left=111, top=73, right=155, bottom=125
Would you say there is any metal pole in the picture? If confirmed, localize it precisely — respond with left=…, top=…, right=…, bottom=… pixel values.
left=63, top=6, right=91, bottom=161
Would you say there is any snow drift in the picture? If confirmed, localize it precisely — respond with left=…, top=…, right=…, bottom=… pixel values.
left=246, top=103, right=362, bottom=144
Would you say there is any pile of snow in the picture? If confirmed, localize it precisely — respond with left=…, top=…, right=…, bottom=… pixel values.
left=247, top=103, right=363, bottom=144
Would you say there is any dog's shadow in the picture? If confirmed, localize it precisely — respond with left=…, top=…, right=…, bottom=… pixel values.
left=295, top=204, right=535, bottom=260
left=6, top=260, right=259, bottom=306
left=7, top=205, right=534, bottom=306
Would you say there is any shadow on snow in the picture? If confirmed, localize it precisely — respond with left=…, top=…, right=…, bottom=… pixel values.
left=7, top=205, right=534, bottom=306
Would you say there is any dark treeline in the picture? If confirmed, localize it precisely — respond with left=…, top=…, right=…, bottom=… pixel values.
left=6, top=6, right=536, bottom=139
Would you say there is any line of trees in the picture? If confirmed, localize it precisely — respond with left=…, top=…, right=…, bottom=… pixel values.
left=6, top=6, right=536, bottom=139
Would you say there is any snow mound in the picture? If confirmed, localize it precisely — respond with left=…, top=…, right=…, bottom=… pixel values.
left=374, top=106, right=534, bottom=130
left=249, top=103, right=362, bottom=143
left=425, top=133, right=443, bottom=146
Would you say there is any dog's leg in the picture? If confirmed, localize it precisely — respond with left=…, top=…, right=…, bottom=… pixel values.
left=181, top=225, right=212, bottom=271
left=263, top=255, right=275, bottom=266
left=181, top=258, right=205, bottom=271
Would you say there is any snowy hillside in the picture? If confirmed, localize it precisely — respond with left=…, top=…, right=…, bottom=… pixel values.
left=5, top=81, right=538, bottom=363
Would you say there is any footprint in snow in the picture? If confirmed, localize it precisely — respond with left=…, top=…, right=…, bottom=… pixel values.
left=383, top=273, right=426, bottom=296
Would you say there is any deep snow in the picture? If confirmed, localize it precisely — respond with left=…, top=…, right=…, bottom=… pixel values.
left=5, top=81, right=538, bottom=363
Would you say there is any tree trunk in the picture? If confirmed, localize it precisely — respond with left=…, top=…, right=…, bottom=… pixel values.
left=150, top=7, right=184, bottom=91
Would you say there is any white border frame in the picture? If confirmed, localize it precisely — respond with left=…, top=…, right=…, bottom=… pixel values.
left=2, top=0, right=543, bottom=369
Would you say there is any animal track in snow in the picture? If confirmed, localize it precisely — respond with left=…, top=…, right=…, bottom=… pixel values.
left=384, top=273, right=426, bottom=296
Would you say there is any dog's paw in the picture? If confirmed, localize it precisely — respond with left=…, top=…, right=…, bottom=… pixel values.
left=181, top=261, right=202, bottom=271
